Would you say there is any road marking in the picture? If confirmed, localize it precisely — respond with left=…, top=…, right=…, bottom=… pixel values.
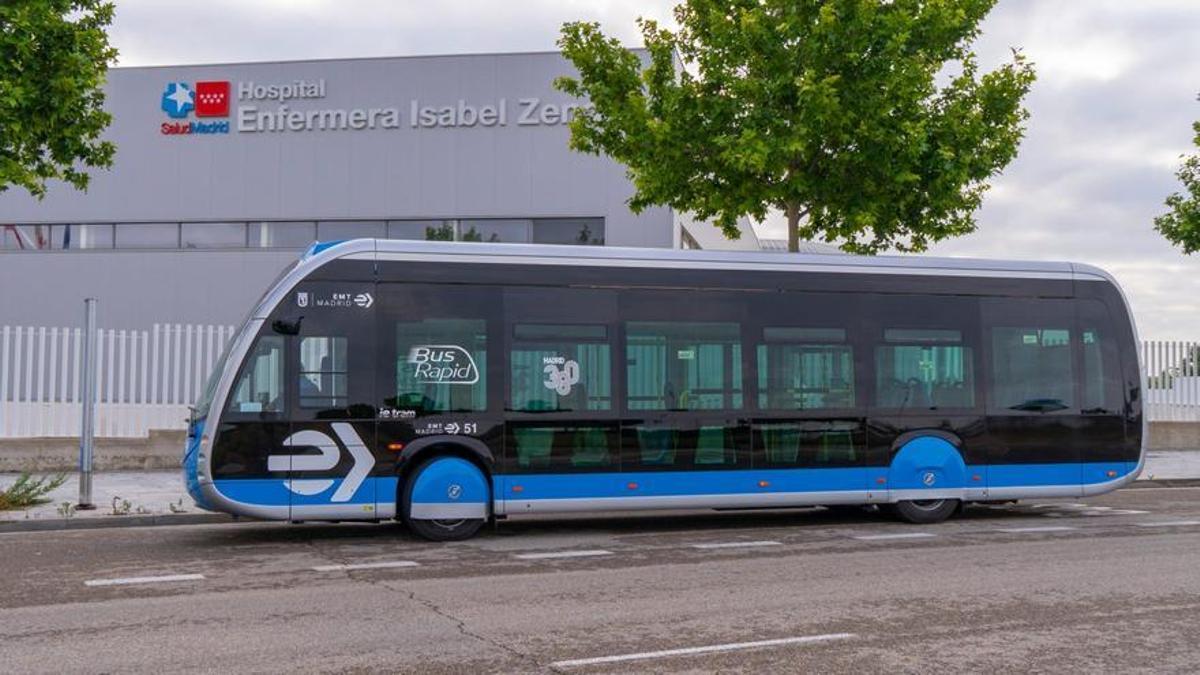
left=996, top=526, right=1077, bottom=533
left=691, top=540, right=783, bottom=549
left=312, top=561, right=419, bottom=572
left=1108, top=509, right=1150, bottom=515
left=1032, top=503, right=1087, bottom=509
left=85, top=574, right=205, bottom=587
left=1136, top=520, right=1200, bottom=528
left=550, top=633, right=857, bottom=668
left=514, top=550, right=613, bottom=560
left=852, top=532, right=936, bottom=541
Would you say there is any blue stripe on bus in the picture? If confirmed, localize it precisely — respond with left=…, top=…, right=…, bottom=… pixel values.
left=497, top=462, right=1135, bottom=501
left=213, top=476, right=398, bottom=507
left=209, top=462, right=1134, bottom=509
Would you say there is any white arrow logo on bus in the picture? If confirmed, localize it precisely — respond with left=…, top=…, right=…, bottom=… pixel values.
left=354, top=292, right=374, bottom=309
left=268, top=423, right=374, bottom=502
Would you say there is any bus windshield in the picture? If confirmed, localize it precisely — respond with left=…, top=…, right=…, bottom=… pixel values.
left=191, top=260, right=299, bottom=422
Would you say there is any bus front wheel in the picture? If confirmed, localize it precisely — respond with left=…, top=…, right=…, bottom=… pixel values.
left=887, top=499, right=959, bottom=524
left=401, top=456, right=489, bottom=542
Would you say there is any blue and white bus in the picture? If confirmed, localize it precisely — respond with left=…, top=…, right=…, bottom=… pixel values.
left=184, top=240, right=1145, bottom=540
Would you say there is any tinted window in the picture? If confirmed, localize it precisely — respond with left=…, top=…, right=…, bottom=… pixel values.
left=875, top=328, right=975, bottom=409
left=991, top=327, right=1074, bottom=412
left=228, top=336, right=284, bottom=414
left=393, top=318, right=488, bottom=412
left=758, top=327, right=854, bottom=410
left=299, top=337, right=348, bottom=408
left=510, top=324, right=611, bottom=412
left=626, top=321, right=742, bottom=411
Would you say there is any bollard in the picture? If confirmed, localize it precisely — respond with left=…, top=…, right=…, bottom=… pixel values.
left=77, top=298, right=98, bottom=510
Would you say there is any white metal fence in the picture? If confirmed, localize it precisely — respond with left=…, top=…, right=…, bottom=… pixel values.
left=1, top=327, right=1197, bottom=438
left=1144, top=340, right=1200, bottom=422
left=0, top=324, right=235, bottom=438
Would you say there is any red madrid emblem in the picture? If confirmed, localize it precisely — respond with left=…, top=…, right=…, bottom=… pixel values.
left=194, top=81, right=230, bottom=117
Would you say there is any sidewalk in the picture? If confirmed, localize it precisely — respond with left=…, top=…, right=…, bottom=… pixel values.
left=3, top=450, right=1199, bottom=529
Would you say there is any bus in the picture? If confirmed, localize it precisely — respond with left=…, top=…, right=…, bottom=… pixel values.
left=184, top=239, right=1145, bottom=541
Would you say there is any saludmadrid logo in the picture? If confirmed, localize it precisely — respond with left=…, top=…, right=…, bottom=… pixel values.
left=160, top=80, right=231, bottom=136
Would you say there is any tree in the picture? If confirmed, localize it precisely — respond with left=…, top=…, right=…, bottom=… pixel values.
left=555, top=0, right=1035, bottom=253
left=1155, top=101, right=1200, bottom=255
left=0, top=0, right=117, bottom=198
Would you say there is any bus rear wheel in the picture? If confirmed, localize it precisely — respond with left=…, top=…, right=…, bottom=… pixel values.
left=888, top=499, right=959, bottom=524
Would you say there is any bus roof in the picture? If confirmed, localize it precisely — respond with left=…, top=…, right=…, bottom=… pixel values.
left=299, top=238, right=1115, bottom=284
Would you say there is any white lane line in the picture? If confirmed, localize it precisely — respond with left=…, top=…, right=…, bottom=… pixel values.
left=852, top=532, right=936, bottom=541
left=1136, top=520, right=1200, bottom=528
left=996, top=526, right=1077, bottom=533
left=691, top=540, right=783, bottom=550
left=1109, top=510, right=1150, bottom=515
left=85, top=574, right=205, bottom=587
left=514, top=550, right=613, bottom=560
left=1032, top=503, right=1087, bottom=509
left=551, top=633, right=857, bottom=668
left=312, top=561, right=419, bottom=572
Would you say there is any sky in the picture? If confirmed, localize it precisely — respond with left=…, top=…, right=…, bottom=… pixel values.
left=104, top=0, right=1200, bottom=340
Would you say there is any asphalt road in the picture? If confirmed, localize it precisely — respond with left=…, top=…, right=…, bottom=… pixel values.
left=2, top=488, right=1199, bottom=674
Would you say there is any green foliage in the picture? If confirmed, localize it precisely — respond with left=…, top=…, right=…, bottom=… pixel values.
left=0, top=472, right=68, bottom=510
left=556, top=0, right=1036, bottom=253
left=1155, top=114, right=1200, bottom=255
left=0, top=0, right=118, bottom=198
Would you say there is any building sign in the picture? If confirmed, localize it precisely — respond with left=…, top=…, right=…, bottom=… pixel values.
left=159, top=81, right=232, bottom=135
left=159, top=76, right=587, bottom=138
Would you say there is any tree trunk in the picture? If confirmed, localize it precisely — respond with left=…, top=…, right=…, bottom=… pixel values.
left=785, top=203, right=802, bottom=253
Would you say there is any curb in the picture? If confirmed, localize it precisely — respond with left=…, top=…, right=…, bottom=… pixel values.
left=0, top=512, right=237, bottom=533
left=1128, top=478, right=1200, bottom=489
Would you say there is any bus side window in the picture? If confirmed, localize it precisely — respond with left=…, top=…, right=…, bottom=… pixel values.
left=393, top=318, right=488, bottom=413
left=625, top=321, right=743, bottom=411
left=228, top=336, right=284, bottom=414
left=1081, top=324, right=1121, bottom=414
left=875, top=329, right=975, bottom=410
left=299, top=336, right=348, bottom=409
left=990, top=327, right=1074, bottom=413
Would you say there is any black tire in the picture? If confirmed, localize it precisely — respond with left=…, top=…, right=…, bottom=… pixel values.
left=887, top=499, right=959, bottom=524
left=401, top=458, right=487, bottom=542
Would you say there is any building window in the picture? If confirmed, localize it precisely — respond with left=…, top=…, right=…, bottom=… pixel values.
left=532, top=218, right=604, bottom=245
left=316, top=220, right=385, bottom=240
left=249, top=221, right=316, bottom=248
left=459, top=219, right=531, bottom=243
left=53, top=224, right=114, bottom=250
left=114, top=223, right=180, bottom=249
left=182, top=222, right=247, bottom=249
left=387, top=220, right=452, bottom=241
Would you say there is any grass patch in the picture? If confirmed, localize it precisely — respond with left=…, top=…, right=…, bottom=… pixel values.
left=0, top=473, right=68, bottom=511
